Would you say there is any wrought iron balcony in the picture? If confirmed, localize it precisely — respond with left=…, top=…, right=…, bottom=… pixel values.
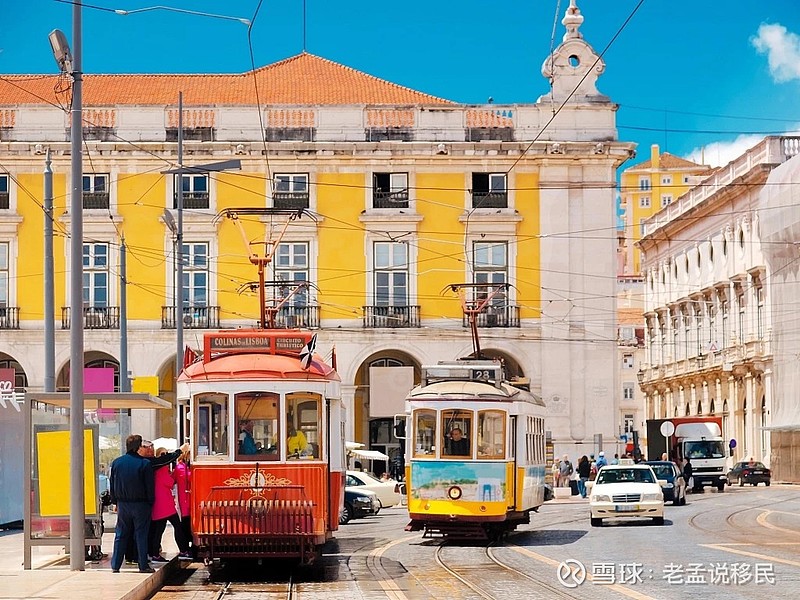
left=173, top=191, right=209, bottom=209
left=0, top=191, right=9, bottom=210
left=373, top=190, right=409, bottom=209
left=82, top=191, right=110, bottom=210
left=273, top=191, right=309, bottom=210
left=161, top=305, right=221, bottom=329
left=362, top=305, right=420, bottom=328
left=61, top=306, right=120, bottom=329
left=0, top=307, right=19, bottom=329
left=272, top=305, right=320, bottom=329
left=471, top=191, right=508, bottom=209
left=462, top=305, right=520, bottom=328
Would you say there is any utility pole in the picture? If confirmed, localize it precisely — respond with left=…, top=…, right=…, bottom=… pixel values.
left=119, top=236, right=129, bottom=392
left=175, top=92, right=184, bottom=380
left=43, top=150, right=55, bottom=393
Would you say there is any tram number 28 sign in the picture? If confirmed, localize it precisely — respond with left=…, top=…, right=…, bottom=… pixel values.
left=471, top=369, right=493, bottom=382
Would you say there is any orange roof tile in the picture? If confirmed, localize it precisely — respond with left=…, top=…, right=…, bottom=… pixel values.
left=0, top=52, right=453, bottom=108
left=627, top=152, right=710, bottom=171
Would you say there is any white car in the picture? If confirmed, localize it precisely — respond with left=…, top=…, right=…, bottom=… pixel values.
left=346, top=471, right=402, bottom=508
left=589, top=464, right=665, bottom=526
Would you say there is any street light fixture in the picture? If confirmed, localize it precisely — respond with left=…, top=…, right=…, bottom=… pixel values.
left=113, top=6, right=251, bottom=26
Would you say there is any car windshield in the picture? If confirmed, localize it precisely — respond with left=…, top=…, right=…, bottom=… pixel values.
left=596, top=468, right=656, bottom=484
left=684, top=440, right=725, bottom=459
left=648, top=464, right=674, bottom=479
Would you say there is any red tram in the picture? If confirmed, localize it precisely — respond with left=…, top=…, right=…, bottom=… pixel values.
left=178, top=329, right=344, bottom=565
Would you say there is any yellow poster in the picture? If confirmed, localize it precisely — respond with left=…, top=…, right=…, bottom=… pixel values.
left=36, top=429, right=97, bottom=516
left=132, top=376, right=159, bottom=395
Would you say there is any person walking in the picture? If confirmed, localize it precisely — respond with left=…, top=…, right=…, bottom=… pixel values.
left=577, top=455, right=591, bottom=498
left=148, top=448, right=189, bottom=562
left=173, top=447, right=194, bottom=559
left=596, top=451, right=608, bottom=469
left=558, top=455, right=573, bottom=487
left=110, top=434, right=155, bottom=573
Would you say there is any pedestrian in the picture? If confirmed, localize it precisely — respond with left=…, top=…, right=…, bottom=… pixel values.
left=173, top=447, right=194, bottom=559
left=110, top=434, right=155, bottom=573
left=683, top=457, right=694, bottom=493
left=148, top=448, right=188, bottom=562
left=552, top=458, right=562, bottom=487
left=610, top=453, right=620, bottom=465
left=558, top=455, right=573, bottom=487
left=596, top=451, right=608, bottom=469
left=577, top=455, right=591, bottom=498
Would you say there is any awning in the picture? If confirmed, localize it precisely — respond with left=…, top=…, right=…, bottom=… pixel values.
left=350, top=449, right=390, bottom=461
left=25, top=392, right=172, bottom=410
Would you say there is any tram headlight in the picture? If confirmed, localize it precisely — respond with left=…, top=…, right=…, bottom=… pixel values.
left=447, top=486, right=462, bottom=500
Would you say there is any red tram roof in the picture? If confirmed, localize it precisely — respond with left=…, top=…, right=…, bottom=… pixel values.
left=179, top=352, right=338, bottom=382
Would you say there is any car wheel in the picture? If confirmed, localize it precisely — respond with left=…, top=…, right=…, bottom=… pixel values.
left=739, top=476, right=744, bottom=487
left=653, top=516, right=665, bottom=525
left=766, top=481, right=770, bottom=486
left=717, top=483, right=725, bottom=492
left=339, top=503, right=352, bottom=525
left=373, top=506, right=381, bottom=516
left=590, top=517, right=602, bottom=527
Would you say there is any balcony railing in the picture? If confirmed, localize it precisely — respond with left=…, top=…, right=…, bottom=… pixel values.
left=161, top=305, right=220, bottom=329
left=0, top=191, right=8, bottom=209
left=471, top=191, right=508, bottom=209
left=462, top=305, right=520, bottom=328
left=173, top=191, right=209, bottom=209
left=373, top=190, right=409, bottom=209
left=0, top=307, right=20, bottom=329
left=61, top=306, right=120, bottom=329
left=273, top=191, right=309, bottom=210
left=362, top=305, right=420, bottom=328
left=83, top=191, right=110, bottom=210
left=272, top=305, right=320, bottom=329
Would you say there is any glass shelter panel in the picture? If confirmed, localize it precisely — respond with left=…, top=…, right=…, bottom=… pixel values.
left=235, top=392, right=280, bottom=460
left=195, top=393, right=228, bottom=458
left=413, top=410, right=436, bottom=457
left=477, top=410, right=505, bottom=459
left=441, top=409, right=473, bottom=458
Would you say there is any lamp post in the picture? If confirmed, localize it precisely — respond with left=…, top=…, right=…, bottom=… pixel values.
left=49, top=3, right=84, bottom=570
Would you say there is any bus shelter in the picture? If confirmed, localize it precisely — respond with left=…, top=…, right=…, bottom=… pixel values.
left=22, top=392, right=171, bottom=569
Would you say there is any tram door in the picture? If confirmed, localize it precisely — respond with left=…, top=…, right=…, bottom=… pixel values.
left=369, top=418, right=401, bottom=479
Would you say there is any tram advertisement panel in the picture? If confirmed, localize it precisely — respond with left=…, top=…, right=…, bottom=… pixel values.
left=410, top=461, right=505, bottom=502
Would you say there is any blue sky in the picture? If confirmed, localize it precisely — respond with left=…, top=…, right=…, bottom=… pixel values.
left=2, top=1, right=799, bottom=167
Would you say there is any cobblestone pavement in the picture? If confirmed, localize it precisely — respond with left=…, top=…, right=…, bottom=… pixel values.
left=154, top=485, right=800, bottom=599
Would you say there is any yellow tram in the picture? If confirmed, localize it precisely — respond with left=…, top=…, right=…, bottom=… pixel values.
left=404, top=360, right=547, bottom=539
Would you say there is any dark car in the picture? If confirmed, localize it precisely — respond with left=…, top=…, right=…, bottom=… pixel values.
left=644, top=460, right=686, bottom=505
left=340, top=487, right=379, bottom=524
left=727, top=461, right=771, bottom=487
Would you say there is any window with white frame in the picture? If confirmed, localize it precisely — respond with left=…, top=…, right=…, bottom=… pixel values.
left=83, top=243, right=108, bottom=307
left=639, top=196, right=650, bottom=208
left=180, top=242, right=208, bottom=307
left=639, top=177, right=651, bottom=191
left=374, top=242, right=408, bottom=306
left=82, top=173, right=110, bottom=209
left=623, top=413, right=635, bottom=435
left=623, top=382, right=635, bottom=401
left=756, top=286, right=764, bottom=339
left=661, top=176, right=672, bottom=185
left=622, top=353, right=634, bottom=369
left=660, top=194, right=673, bottom=208
left=275, top=242, right=309, bottom=306
left=274, top=173, right=309, bottom=209
left=373, top=173, right=409, bottom=208
left=471, top=173, right=507, bottom=208
left=639, top=218, right=646, bottom=236
left=0, top=242, right=8, bottom=306
left=174, top=174, right=209, bottom=209
left=473, top=241, right=507, bottom=305
left=0, top=174, right=8, bottom=209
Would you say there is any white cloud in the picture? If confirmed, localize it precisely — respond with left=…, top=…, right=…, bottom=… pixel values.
left=751, top=23, right=800, bottom=82
left=685, top=134, right=764, bottom=168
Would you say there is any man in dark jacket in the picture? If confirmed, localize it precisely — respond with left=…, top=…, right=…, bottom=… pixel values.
left=110, top=434, right=155, bottom=573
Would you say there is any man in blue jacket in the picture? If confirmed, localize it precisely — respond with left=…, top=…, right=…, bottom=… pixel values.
left=109, top=434, right=155, bottom=573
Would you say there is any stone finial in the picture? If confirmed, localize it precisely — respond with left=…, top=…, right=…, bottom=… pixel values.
left=562, top=0, right=584, bottom=41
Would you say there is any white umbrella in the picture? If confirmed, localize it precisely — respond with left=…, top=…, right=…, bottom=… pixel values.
left=152, top=437, right=178, bottom=451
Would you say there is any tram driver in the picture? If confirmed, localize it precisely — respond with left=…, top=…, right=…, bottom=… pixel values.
left=446, top=427, right=470, bottom=456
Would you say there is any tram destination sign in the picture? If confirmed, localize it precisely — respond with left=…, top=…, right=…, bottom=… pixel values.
left=204, top=330, right=311, bottom=360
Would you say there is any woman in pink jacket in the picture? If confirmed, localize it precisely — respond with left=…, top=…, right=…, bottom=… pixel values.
left=172, top=448, right=193, bottom=559
left=147, top=448, right=189, bottom=561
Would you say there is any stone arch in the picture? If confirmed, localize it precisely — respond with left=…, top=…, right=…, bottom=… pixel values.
left=0, top=352, right=29, bottom=391
left=685, top=402, right=690, bottom=416
left=696, top=400, right=702, bottom=415
left=56, top=350, right=120, bottom=392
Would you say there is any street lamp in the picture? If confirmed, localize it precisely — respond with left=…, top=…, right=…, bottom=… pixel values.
left=113, top=5, right=251, bottom=26
left=49, top=2, right=84, bottom=570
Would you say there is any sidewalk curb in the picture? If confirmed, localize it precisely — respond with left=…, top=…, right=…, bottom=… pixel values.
left=120, top=557, right=179, bottom=600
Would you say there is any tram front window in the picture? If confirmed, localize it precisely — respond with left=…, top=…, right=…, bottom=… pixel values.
left=195, top=393, right=227, bottom=457
left=442, top=410, right=473, bottom=458
left=286, top=393, right=321, bottom=459
left=235, top=392, right=280, bottom=460
left=413, top=410, right=436, bottom=457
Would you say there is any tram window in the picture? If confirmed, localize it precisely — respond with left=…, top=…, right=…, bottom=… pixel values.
left=287, top=393, right=321, bottom=459
left=195, top=393, right=228, bottom=458
left=235, top=392, right=280, bottom=460
left=441, top=410, right=472, bottom=458
left=477, top=410, right=505, bottom=459
left=413, top=410, right=436, bottom=457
